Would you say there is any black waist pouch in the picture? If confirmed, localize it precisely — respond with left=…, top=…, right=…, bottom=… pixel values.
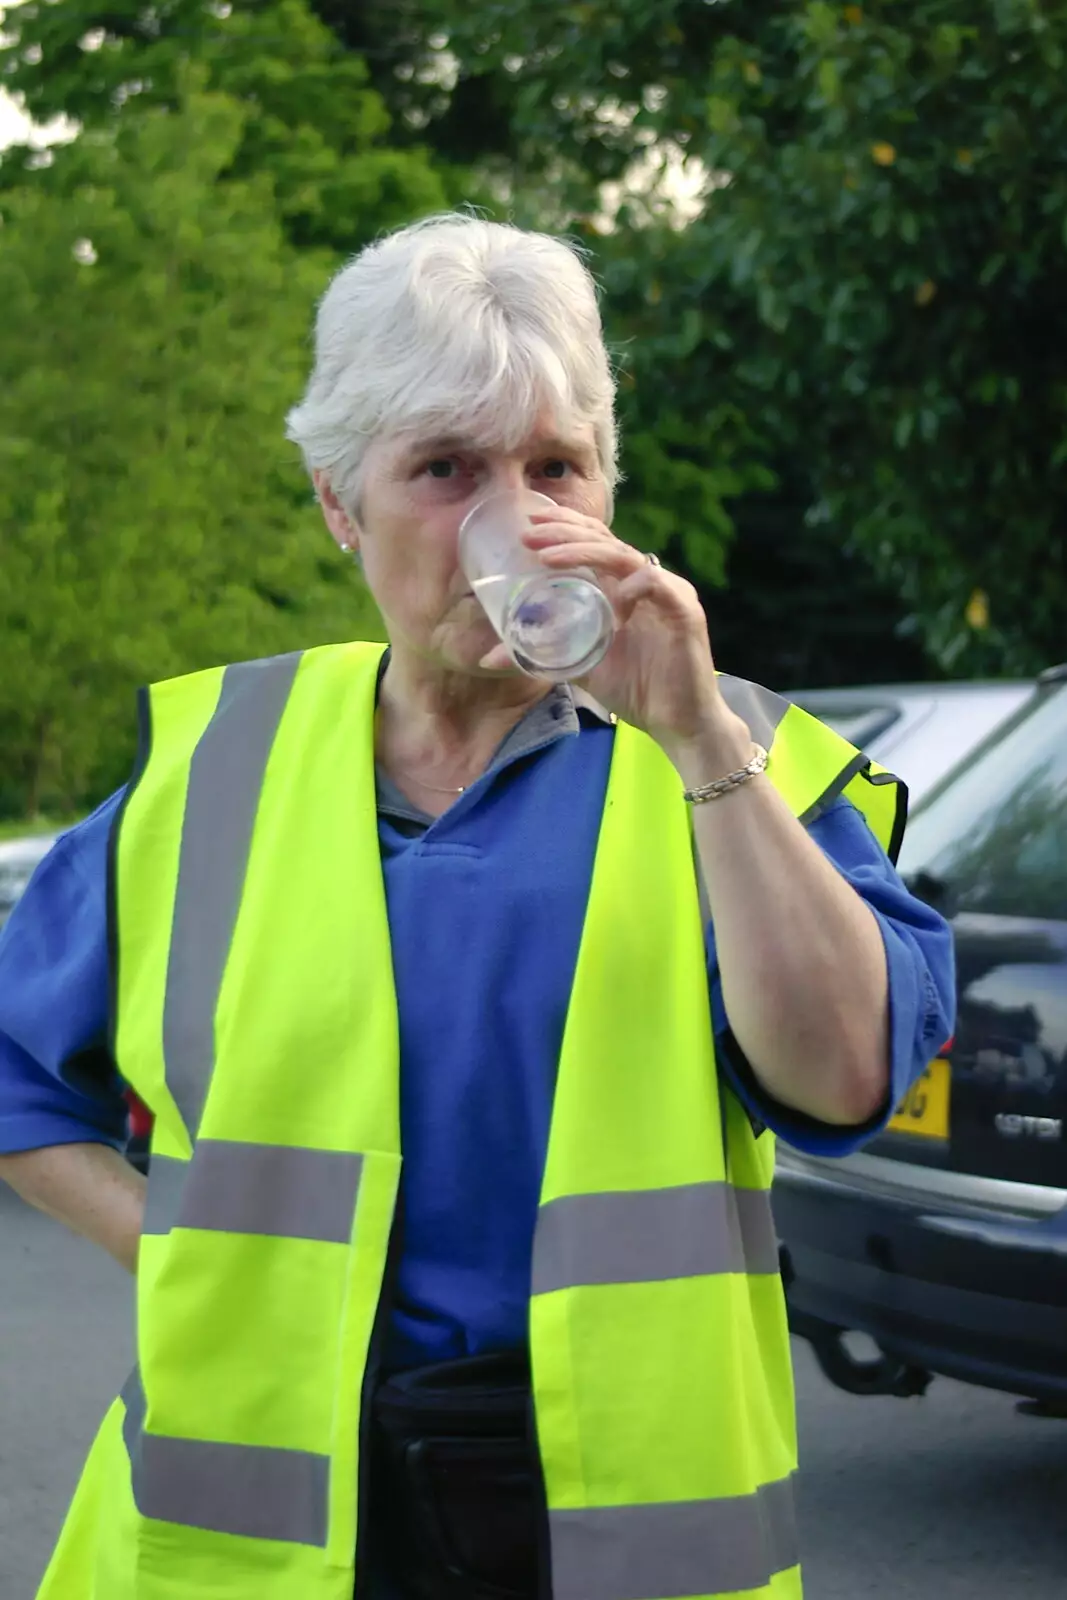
left=368, top=1352, right=544, bottom=1600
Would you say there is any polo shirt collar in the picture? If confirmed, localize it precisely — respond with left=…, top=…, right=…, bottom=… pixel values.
left=374, top=677, right=613, bottom=827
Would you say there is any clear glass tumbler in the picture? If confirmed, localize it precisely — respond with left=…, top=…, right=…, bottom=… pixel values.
left=458, top=489, right=616, bottom=679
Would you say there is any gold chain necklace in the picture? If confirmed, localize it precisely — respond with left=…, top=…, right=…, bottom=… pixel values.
left=390, top=766, right=468, bottom=796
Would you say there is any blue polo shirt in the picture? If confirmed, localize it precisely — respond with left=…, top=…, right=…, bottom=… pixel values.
left=0, top=686, right=954, bottom=1371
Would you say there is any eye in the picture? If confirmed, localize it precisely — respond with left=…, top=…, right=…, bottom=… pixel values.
left=540, top=459, right=574, bottom=480
left=426, top=458, right=458, bottom=479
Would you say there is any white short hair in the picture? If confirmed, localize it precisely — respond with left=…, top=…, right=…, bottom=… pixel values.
left=285, top=213, right=619, bottom=513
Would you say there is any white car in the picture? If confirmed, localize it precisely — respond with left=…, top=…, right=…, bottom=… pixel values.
left=789, top=680, right=1032, bottom=806
left=0, top=835, right=55, bottom=930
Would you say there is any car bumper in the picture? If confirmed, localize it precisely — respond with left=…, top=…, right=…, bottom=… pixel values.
left=773, top=1149, right=1067, bottom=1404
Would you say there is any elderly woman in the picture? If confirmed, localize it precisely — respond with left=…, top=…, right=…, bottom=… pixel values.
left=0, top=214, right=953, bottom=1600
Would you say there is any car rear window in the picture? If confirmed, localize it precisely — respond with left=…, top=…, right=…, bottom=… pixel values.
left=897, top=687, right=1067, bottom=920
left=796, top=704, right=900, bottom=750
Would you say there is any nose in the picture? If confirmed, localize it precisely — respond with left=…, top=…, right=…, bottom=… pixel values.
left=480, top=461, right=528, bottom=498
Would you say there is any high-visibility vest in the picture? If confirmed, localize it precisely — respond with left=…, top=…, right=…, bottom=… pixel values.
left=38, top=641, right=904, bottom=1600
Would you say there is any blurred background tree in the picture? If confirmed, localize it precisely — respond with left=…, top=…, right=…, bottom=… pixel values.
left=0, top=0, right=456, bottom=249
left=346, top=0, right=1067, bottom=675
left=0, top=83, right=383, bottom=817
left=1, top=0, right=1061, bottom=819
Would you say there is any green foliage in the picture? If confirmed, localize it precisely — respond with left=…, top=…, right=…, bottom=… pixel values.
left=7, top=0, right=1060, bottom=853
left=313, top=0, right=527, bottom=173
left=0, top=0, right=455, bottom=251
left=395, top=0, right=1067, bottom=674
left=702, top=479, right=932, bottom=692
left=590, top=220, right=776, bottom=583
left=0, top=86, right=383, bottom=819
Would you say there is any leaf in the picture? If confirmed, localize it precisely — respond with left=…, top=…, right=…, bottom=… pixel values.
left=894, top=411, right=915, bottom=448
left=817, top=59, right=839, bottom=103
left=965, top=589, right=990, bottom=630
left=706, top=94, right=740, bottom=135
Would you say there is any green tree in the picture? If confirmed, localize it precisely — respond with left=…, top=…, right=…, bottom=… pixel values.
left=591, top=218, right=775, bottom=586
left=1, top=0, right=783, bottom=576
left=0, top=86, right=381, bottom=819
left=561, top=203, right=929, bottom=690
left=1, top=0, right=947, bottom=700
left=0, top=0, right=454, bottom=252
left=385, top=0, right=1067, bottom=675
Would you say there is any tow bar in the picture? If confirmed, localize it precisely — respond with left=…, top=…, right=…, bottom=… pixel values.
left=780, top=1248, right=932, bottom=1399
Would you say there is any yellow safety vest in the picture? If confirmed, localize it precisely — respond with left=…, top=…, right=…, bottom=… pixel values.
left=39, top=641, right=904, bottom=1600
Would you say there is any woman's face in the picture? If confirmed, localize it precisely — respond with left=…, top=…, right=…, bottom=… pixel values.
left=316, top=412, right=608, bottom=673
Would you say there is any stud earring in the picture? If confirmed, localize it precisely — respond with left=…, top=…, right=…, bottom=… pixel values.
left=339, top=541, right=354, bottom=553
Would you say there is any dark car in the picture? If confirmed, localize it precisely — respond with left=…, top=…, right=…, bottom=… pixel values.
left=774, top=665, right=1067, bottom=1409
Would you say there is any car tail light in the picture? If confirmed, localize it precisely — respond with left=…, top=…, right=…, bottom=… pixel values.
left=123, top=1089, right=154, bottom=1140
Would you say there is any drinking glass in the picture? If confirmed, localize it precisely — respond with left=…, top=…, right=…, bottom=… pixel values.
left=458, top=489, right=615, bottom=679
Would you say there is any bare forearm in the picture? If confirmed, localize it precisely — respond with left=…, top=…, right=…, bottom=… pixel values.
left=667, top=719, right=891, bottom=1126
left=0, top=1142, right=145, bottom=1272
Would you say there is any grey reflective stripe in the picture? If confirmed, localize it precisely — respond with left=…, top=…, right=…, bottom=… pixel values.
left=532, top=1182, right=779, bottom=1296
left=135, top=1435, right=328, bottom=1547
left=550, top=1475, right=798, bottom=1600
left=162, top=654, right=303, bottom=1137
left=121, top=1366, right=329, bottom=1546
left=141, top=1154, right=188, bottom=1236
left=121, top=1364, right=147, bottom=1460
left=719, top=677, right=890, bottom=839
left=716, top=675, right=790, bottom=750
left=731, top=1183, right=780, bottom=1275
left=142, top=1142, right=362, bottom=1243
left=796, top=750, right=869, bottom=828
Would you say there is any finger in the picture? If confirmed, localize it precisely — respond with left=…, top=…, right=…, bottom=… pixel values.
left=610, top=563, right=662, bottom=625
left=531, top=539, right=649, bottom=579
left=612, top=563, right=699, bottom=623
left=523, top=514, right=613, bottom=545
left=527, top=504, right=598, bottom=527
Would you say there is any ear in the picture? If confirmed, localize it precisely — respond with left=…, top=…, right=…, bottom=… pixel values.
left=313, top=470, right=362, bottom=555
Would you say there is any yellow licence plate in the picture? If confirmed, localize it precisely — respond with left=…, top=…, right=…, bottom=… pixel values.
left=888, top=1056, right=951, bottom=1140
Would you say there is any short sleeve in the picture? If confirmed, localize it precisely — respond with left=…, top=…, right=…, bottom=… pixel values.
left=0, top=794, right=128, bottom=1154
